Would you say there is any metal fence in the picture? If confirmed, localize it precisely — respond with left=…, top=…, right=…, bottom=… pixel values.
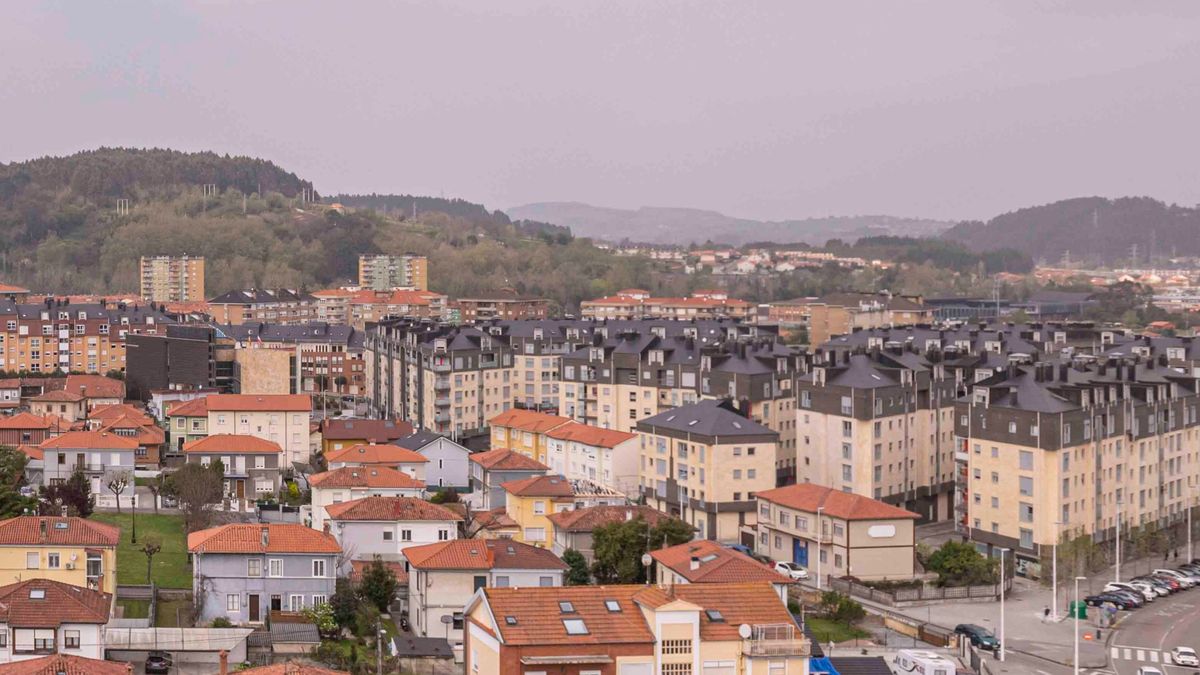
left=829, top=577, right=1012, bottom=606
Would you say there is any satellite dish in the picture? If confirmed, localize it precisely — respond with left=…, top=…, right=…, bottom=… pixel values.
left=641, top=553, right=653, bottom=567
left=738, top=623, right=752, bottom=639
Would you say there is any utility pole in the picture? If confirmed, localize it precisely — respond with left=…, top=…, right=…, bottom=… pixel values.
left=376, top=620, right=383, bottom=675
left=999, top=547, right=1009, bottom=662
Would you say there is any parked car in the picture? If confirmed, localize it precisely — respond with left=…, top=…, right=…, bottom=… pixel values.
left=954, top=624, right=999, bottom=650
left=1137, top=667, right=1163, bottom=675
left=1135, top=580, right=1170, bottom=597
left=774, top=561, right=809, bottom=580
left=1084, top=593, right=1135, bottom=610
left=1106, top=582, right=1154, bottom=602
left=145, top=651, right=173, bottom=674
left=1171, top=646, right=1199, bottom=667
left=1108, top=589, right=1144, bottom=607
left=726, top=543, right=756, bottom=556
left=1146, top=574, right=1182, bottom=591
left=1154, top=569, right=1196, bottom=587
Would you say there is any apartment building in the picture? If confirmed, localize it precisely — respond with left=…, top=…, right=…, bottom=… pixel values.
left=806, top=292, right=932, bottom=346
left=467, top=448, right=550, bottom=510
left=125, top=324, right=219, bottom=400
left=546, top=423, right=639, bottom=496
left=581, top=288, right=755, bottom=321
left=794, top=350, right=957, bottom=522
left=326, top=496, right=461, bottom=568
left=755, top=483, right=918, bottom=582
left=205, top=394, right=312, bottom=465
left=455, top=294, right=550, bottom=322
left=0, top=516, right=119, bottom=593
left=464, top=581, right=811, bottom=675
left=954, top=357, right=1200, bottom=566
left=183, top=435, right=284, bottom=509
left=0, top=298, right=174, bottom=374
left=348, top=289, right=445, bottom=327
left=501, top=474, right=626, bottom=547
left=487, top=408, right=571, bottom=464
left=357, top=254, right=428, bottom=291
left=207, top=289, right=317, bottom=325
left=139, top=255, right=205, bottom=303
left=218, top=322, right=367, bottom=395
left=637, top=399, right=779, bottom=542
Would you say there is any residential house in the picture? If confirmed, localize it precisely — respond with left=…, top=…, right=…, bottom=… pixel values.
left=84, top=403, right=152, bottom=430
left=0, top=579, right=112, bottom=663
left=0, top=516, right=119, bottom=593
left=319, top=418, right=413, bottom=453
left=206, top=288, right=317, bottom=326
left=650, top=539, right=791, bottom=601
left=326, top=496, right=461, bottom=569
left=0, top=654, right=130, bottom=675
left=322, top=444, right=428, bottom=480
left=96, top=413, right=165, bottom=469
left=205, top=394, right=312, bottom=465
left=0, top=378, right=21, bottom=412
left=308, top=467, right=425, bottom=531
left=188, top=523, right=341, bottom=624
left=544, top=423, right=639, bottom=496
left=40, top=432, right=139, bottom=508
left=463, top=581, right=810, bottom=675
left=755, top=483, right=918, bottom=582
left=183, top=435, right=285, bottom=510
left=29, top=392, right=86, bottom=424
left=166, top=396, right=209, bottom=453
left=501, top=474, right=626, bottom=547
left=392, top=431, right=472, bottom=492
left=637, top=399, right=778, bottom=542
left=487, top=408, right=571, bottom=465
left=546, top=505, right=676, bottom=562
left=404, top=539, right=566, bottom=653
left=0, top=413, right=67, bottom=447
left=61, top=375, right=125, bottom=409
left=467, top=449, right=549, bottom=510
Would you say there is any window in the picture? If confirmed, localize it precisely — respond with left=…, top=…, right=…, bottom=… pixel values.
left=563, top=619, right=589, bottom=635
left=524, top=527, right=546, bottom=541
left=533, top=500, right=546, bottom=515
left=401, top=529, right=412, bottom=541
left=661, top=666, right=691, bottom=675
left=438, top=529, right=450, bottom=541
left=227, top=594, right=240, bottom=612
left=539, top=576, right=554, bottom=587
left=605, top=599, right=621, bottom=612
left=842, top=420, right=853, bottom=437
left=63, top=630, right=80, bottom=649
left=559, top=601, right=575, bottom=613
left=662, top=639, right=693, bottom=654
left=1019, top=528, right=1034, bottom=549
left=25, top=552, right=37, bottom=569
left=313, top=594, right=327, bottom=606
left=47, top=553, right=60, bottom=569
left=1019, top=476, right=1033, bottom=496
left=268, top=559, right=283, bottom=577
left=383, top=531, right=394, bottom=541
left=495, top=576, right=510, bottom=587
left=289, top=594, right=304, bottom=611
left=1020, top=502, right=1034, bottom=523
left=312, top=560, right=326, bottom=577
left=1018, top=451, right=1033, bottom=471
left=247, top=559, right=262, bottom=577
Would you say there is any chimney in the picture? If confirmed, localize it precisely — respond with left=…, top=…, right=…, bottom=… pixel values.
left=39, top=518, right=47, bottom=541
left=1058, top=363, right=1069, bottom=381
left=260, top=527, right=269, bottom=547
left=218, top=650, right=229, bottom=675
left=323, top=521, right=332, bottom=534
left=690, top=556, right=700, bottom=571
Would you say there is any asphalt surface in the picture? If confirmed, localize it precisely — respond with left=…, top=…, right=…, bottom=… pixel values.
left=1109, top=587, right=1200, bottom=675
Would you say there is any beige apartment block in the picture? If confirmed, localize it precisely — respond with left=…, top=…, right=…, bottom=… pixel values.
left=139, top=255, right=205, bottom=303
left=205, top=393, right=312, bottom=465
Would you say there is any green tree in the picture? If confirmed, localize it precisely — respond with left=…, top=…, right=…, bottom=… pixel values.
left=329, top=577, right=358, bottom=630
left=41, top=468, right=93, bottom=517
left=359, top=557, right=398, bottom=613
left=925, top=540, right=998, bottom=587
left=562, top=548, right=591, bottom=585
left=164, top=463, right=224, bottom=531
left=304, top=602, right=338, bottom=635
left=0, top=446, right=35, bottom=518
left=592, top=516, right=693, bottom=584
left=429, top=488, right=460, bottom=504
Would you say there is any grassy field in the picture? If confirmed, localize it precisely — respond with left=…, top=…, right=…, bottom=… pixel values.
left=116, top=598, right=151, bottom=619
left=90, top=513, right=192, bottom=589
left=156, top=599, right=194, bottom=627
left=806, top=617, right=871, bottom=644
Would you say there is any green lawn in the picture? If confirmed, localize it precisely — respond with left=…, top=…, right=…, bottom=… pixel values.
left=116, top=598, right=150, bottom=619
left=806, top=617, right=871, bottom=644
left=90, top=513, right=192, bottom=589
left=156, top=599, right=194, bottom=627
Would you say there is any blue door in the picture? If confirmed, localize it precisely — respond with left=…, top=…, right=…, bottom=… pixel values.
left=793, top=538, right=808, bottom=566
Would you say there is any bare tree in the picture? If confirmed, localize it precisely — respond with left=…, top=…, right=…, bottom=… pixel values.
left=166, top=463, right=224, bottom=532
left=107, top=471, right=131, bottom=515
left=147, top=473, right=164, bottom=515
left=141, top=537, right=162, bottom=584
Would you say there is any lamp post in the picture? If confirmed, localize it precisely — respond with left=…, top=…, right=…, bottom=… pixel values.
left=1115, top=494, right=1123, bottom=582
left=999, top=547, right=1010, bottom=662
left=1073, top=576, right=1087, bottom=675
left=1189, top=497, right=1195, bottom=563
left=1052, top=520, right=1065, bottom=620
left=815, top=506, right=826, bottom=591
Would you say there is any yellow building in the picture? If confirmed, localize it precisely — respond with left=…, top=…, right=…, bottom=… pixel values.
left=500, top=474, right=627, bottom=547
left=487, top=408, right=571, bottom=464
left=139, top=255, right=206, bottom=303
left=0, top=516, right=120, bottom=593
left=464, top=581, right=811, bottom=674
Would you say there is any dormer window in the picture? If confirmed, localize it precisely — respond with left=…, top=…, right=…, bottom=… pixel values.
left=604, top=600, right=621, bottom=612
left=563, top=618, right=588, bottom=635
left=705, top=609, right=725, bottom=622
left=558, top=601, right=575, bottom=613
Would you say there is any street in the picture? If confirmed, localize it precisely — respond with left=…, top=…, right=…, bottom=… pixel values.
left=1109, top=588, right=1200, bottom=675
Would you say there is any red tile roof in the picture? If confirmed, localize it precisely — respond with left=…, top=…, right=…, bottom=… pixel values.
left=0, top=654, right=130, bottom=675
left=206, top=394, right=312, bottom=412
left=32, top=390, right=84, bottom=403
left=39, top=430, right=140, bottom=450
left=89, top=403, right=153, bottom=426
left=405, top=539, right=567, bottom=572
left=546, top=505, right=677, bottom=533
left=309, top=466, right=425, bottom=490
left=63, top=374, right=125, bottom=400
left=481, top=585, right=655, bottom=646
left=756, top=483, right=920, bottom=521
left=467, top=448, right=548, bottom=472
left=18, top=444, right=43, bottom=461
left=349, top=559, right=408, bottom=586
left=470, top=507, right=519, bottom=533
left=649, top=540, right=788, bottom=584
left=545, top=423, right=636, bottom=448
left=325, top=443, right=428, bottom=465
left=166, top=397, right=209, bottom=417
left=188, top=523, right=341, bottom=554
left=320, top=418, right=414, bottom=441
left=500, top=474, right=574, bottom=498
left=236, top=664, right=347, bottom=675
left=639, top=582, right=797, bottom=640
left=0, top=578, right=111, bottom=627
left=325, top=496, right=462, bottom=522
left=0, top=516, right=119, bottom=547
left=487, top=409, right=572, bottom=434
left=183, top=434, right=283, bottom=454
left=99, top=415, right=165, bottom=446
left=0, top=412, right=55, bottom=430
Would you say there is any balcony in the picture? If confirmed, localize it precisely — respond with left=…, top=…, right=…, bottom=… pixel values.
left=434, top=411, right=451, bottom=423
left=744, top=624, right=811, bottom=657
left=434, top=378, right=451, bottom=391
left=430, top=361, right=451, bottom=373
left=435, top=397, right=450, bottom=407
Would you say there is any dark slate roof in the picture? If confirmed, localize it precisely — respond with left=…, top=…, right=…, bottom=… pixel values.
left=216, top=321, right=363, bottom=348
left=269, top=621, right=320, bottom=644
left=392, top=635, right=454, bottom=659
left=392, top=430, right=444, bottom=450
left=636, top=399, right=775, bottom=438
left=208, top=288, right=314, bottom=304
left=0, top=299, right=175, bottom=324
left=828, top=657, right=895, bottom=675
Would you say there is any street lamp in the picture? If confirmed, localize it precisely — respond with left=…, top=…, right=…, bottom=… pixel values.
left=815, top=506, right=826, bottom=591
left=998, top=547, right=1010, bottom=662
left=1115, top=494, right=1123, bottom=582
left=1073, top=576, right=1087, bottom=675
left=1189, top=496, right=1195, bottom=563
left=1052, top=520, right=1066, bottom=620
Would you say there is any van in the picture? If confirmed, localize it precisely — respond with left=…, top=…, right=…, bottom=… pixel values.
left=894, top=649, right=957, bottom=675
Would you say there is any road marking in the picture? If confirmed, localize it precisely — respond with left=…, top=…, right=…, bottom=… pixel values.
left=1150, top=651, right=1159, bottom=662
left=1163, top=653, right=1173, bottom=665
left=1111, top=647, right=1120, bottom=659
left=1124, top=647, right=1131, bottom=660
left=1137, top=649, right=1146, bottom=661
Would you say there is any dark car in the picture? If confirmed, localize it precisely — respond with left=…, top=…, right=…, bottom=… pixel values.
left=145, top=651, right=173, bottom=674
left=954, top=624, right=999, bottom=650
left=1134, top=577, right=1174, bottom=594
left=1086, top=593, right=1134, bottom=610
left=1108, top=590, right=1143, bottom=607
left=1149, top=574, right=1182, bottom=591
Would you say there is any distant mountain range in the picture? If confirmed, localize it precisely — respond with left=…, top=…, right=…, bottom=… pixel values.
left=505, top=202, right=955, bottom=247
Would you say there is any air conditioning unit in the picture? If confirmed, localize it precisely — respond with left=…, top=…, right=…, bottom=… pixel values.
left=65, top=562, right=75, bottom=570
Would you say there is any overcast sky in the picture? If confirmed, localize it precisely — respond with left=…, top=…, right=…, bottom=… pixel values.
left=3, top=1, right=1199, bottom=221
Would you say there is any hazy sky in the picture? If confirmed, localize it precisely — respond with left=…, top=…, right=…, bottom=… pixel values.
left=3, top=1, right=1199, bottom=221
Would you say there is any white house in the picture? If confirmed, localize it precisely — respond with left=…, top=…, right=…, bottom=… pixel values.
left=327, top=496, right=462, bottom=570
left=544, top=424, right=639, bottom=497
left=0, top=579, right=111, bottom=663
left=322, top=443, right=428, bottom=480
left=393, top=431, right=472, bottom=492
left=308, top=466, right=425, bottom=531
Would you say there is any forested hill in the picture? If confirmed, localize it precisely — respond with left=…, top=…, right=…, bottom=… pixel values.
left=334, top=193, right=571, bottom=240
left=942, top=197, right=1200, bottom=266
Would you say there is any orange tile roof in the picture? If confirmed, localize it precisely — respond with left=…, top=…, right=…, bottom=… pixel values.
left=206, top=393, right=312, bottom=412
left=0, top=654, right=130, bottom=675
left=637, top=582, right=797, bottom=641
left=40, top=430, right=139, bottom=450
left=349, top=559, right=408, bottom=586
left=546, top=422, right=636, bottom=448
left=89, top=403, right=153, bottom=425
left=487, top=408, right=572, bottom=434
left=471, top=507, right=518, bottom=532
left=188, top=523, right=341, bottom=554
left=756, top=483, right=920, bottom=521
left=0, top=412, right=55, bottom=430
left=183, top=434, right=283, bottom=454
left=326, top=496, right=462, bottom=522
left=649, top=540, right=788, bottom=584
left=324, top=443, right=428, bottom=465
left=500, top=474, right=574, bottom=498
left=63, top=374, right=125, bottom=400
left=309, top=466, right=425, bottom=490
left=166, top=397, right=209, bottom=417
left=18, top=444, right=43, bottom=461
left=0, top=516, right=119, bottom=547
left=348, top=289, right=433, bottom=306
left=321, top=418, right=414, bottom=442
left=32, top=390, right=84, bottom=402
left=546, top=505, right=677, bottom=533
left=0, top=578, right=111, bottom=626
left=0, top=283, right=31, bottom=294
left=405, top=539, right=567, bottom=572
left=100, top=416, right=166, bottom=446
left=481, top=585, right=655, bottom=646
left=467, top=448, right=548, bottom=472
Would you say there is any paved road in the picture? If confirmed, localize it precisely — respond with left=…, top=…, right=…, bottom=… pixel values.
left=1109, top=587, right=1200, bottom=675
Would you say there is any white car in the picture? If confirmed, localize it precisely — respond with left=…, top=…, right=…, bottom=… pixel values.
left=1154, top=569, right=1197, bottom=588
left=1138, top=667, right=1164, bottom=675
left=1172, top=647, right=1199, bottom=667
left=774, top=561, right=809, bottom=580
left=1106, top=582, right=1155, bottom=602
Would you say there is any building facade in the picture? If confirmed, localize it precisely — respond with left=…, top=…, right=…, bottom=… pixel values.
left=357, top=254, right=428, bottom=291
left=139, top=255, right=205, bottom=303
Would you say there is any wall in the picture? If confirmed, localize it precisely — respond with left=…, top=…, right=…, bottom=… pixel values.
left=194, top=552, right=337, bottom=624
left=334, top=520, right=457, bottom=564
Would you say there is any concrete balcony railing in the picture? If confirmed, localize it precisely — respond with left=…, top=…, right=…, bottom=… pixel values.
left=744, top=624, right=811, bottom=658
